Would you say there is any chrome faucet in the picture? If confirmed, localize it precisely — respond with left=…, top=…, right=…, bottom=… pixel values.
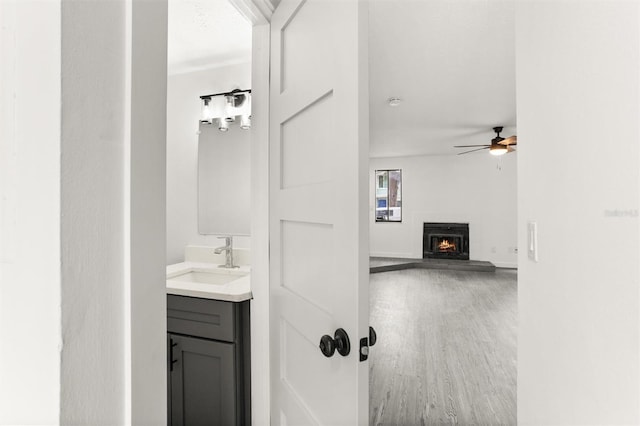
left=214, top=236, right=238, bottom=269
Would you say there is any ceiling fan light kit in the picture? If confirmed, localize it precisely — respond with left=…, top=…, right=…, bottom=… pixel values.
left=489, top=144, right=508, bottom=156
left=454, top=126, right=517, bottom=156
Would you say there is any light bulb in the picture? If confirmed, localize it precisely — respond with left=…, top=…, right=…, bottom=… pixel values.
left=240, top=115, right=251, bottom=130
left=224, top=95, right=236, bottom=123
left=201, top=97, right=213, bottom=122
left=218, top=118, right=229, bottom=132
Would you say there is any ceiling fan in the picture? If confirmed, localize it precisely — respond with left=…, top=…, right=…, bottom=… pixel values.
left=454, top=126, right=517, bottom=156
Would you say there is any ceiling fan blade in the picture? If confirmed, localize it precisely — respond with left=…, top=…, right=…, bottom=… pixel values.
left=498, top=136, right=517, bottom=146
left=507, top=146, right=516, bottom=153
left=454, top=144, right=491, bottom=148
left=457, top=147, right=490, bottom=155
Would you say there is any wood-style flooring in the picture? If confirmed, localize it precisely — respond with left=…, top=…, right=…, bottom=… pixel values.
left=369, top=268, right=517, bottom=425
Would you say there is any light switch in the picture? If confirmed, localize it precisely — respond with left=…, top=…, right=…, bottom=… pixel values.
left=527, top=221, right=538, bottom=262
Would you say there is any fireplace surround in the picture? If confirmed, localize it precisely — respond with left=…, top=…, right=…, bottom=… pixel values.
left=423, top=222, right=469, bottom=260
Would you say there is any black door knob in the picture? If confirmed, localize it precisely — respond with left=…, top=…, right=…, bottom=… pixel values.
left=319, top=328, right=351, bottom=357
left=334, top=328, right=351, bottom=356
left=369, top=326, right=377, bottom=346
left=319, top=334, right=335, bottom=357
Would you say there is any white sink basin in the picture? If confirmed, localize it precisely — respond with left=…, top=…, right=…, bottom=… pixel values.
left=168, top=269, right=248, bottom=286
left=166, top=262, right=252, bottom=302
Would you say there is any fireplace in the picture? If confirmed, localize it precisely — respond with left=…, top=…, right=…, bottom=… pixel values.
left=423, top=222, right=469, bottom=260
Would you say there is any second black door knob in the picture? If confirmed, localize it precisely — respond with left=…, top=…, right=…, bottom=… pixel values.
left=319, top=328, right=351, bottom=357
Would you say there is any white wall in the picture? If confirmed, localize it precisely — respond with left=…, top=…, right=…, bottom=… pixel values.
left=0, top=2, right=62, bottom=423
left=1, top=1, right=168, bottom=424
left=60, top=1, right=168, bottom=424
left=59, top=2, right=128, bottom=422
left=166, top=63, right=251, bottom=265
left=369, top=153, right=517, bottom=267
left=516, top=2, right=640, bottom=424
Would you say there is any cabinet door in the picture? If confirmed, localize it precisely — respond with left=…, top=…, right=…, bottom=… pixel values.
left=169, top=334, right=237, bottom=426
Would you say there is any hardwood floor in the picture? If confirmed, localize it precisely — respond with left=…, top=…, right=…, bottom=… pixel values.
left=369, top=268, right=517, bottom=425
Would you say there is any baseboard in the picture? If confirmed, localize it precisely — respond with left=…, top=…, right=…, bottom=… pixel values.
left=369, top=251, right=417, bottom=259
left=493, top=262, right=517, bottom=269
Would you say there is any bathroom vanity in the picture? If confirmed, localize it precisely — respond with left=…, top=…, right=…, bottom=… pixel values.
left=166, top=249, right=251, bottom=426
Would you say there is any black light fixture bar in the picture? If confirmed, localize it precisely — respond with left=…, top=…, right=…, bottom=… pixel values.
left=200, top=88, right=252, bottom=100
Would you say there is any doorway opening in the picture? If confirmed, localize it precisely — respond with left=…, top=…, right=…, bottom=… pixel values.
left=367, top=1, right=517, bottom=424
left=165, top=1, right=254, bottom=424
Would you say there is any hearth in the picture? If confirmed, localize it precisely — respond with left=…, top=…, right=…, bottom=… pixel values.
left=423, top=222, right=469, bottom=260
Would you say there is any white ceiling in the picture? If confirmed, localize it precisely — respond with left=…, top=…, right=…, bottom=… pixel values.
left=368, top=0, right=516, bottom=157
left=168, top=0, right=516, bottom=157
left=167, top=0, right=252, bottom=75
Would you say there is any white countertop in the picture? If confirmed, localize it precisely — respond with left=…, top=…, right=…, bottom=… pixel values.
left=166, top=261, right=252, bottom=302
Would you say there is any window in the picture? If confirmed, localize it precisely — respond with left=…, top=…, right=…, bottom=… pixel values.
left=375, top=169, right=402, bottom=222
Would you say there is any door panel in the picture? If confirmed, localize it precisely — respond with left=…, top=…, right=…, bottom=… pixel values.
left=280, top=92, right=334, bottom=189
left=281, top=220, right=334, bottom=312
left=169, top=334, right=236, bottom=426
left=270, top=0, right=370, bottom=424
left=279, top=0, right=334, bottom=93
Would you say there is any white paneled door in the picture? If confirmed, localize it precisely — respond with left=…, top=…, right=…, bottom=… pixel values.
left=269, top=0, right=370, bottom=424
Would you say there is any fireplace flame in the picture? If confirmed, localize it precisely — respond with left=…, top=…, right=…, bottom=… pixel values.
left=438, top=239, right=456, bottom=251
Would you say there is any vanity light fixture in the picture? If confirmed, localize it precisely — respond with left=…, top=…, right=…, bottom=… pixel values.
left=199, top=89, right=252, bottom=132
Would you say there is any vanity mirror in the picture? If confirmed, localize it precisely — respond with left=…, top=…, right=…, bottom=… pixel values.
left=198, top=121, right=250, bottom=235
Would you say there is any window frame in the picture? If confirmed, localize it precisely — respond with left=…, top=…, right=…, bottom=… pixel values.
left=374, top=169, right=402, bottom=223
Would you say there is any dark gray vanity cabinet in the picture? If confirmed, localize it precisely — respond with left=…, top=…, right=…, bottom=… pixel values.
left=167, top=295, right=250, bottom=426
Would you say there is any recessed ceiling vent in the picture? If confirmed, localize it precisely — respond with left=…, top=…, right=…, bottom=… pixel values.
left=387, top=97, right=402, bottom=107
